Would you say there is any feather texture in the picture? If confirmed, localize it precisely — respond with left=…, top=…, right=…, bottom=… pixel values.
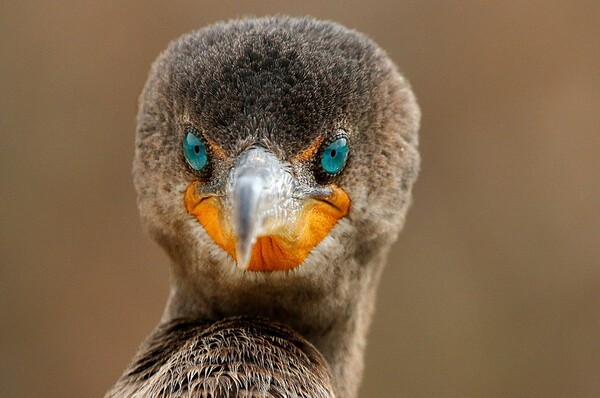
left=106, top=317, right=335, bottom=398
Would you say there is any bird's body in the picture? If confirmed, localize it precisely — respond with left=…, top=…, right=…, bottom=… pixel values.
left=106, top=317, right=334, bottom=397
left=108, top=16, right=419, bottom=397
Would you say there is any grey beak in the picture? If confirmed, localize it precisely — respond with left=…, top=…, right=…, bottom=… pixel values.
left=228, top=147, right=300, bottom=270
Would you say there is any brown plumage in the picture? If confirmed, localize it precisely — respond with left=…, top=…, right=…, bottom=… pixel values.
left=107, top=317, right=334, bottom=397
left=107, top=16, right=420, bottom=397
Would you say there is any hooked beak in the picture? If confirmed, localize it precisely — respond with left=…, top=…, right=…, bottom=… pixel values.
left=184, top=147, right=350, bottom=272
left=229, top=148, right=302, bottom=270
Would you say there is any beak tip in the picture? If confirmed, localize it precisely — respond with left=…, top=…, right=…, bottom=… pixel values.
left=235, top=242, right=253, bottom=271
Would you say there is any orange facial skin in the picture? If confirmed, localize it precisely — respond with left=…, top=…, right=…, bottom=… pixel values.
left=184, top=181, right=350, bottom=272
left=293, top=135, right=324, bottom=163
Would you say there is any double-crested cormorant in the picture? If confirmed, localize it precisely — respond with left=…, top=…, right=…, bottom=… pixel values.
left=107, top=16, right=420, bottom=398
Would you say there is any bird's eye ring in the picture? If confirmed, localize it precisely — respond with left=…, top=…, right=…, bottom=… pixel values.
left=183, top=127, right=209, bottom=173
left=319, top=131, right=349, bottom=177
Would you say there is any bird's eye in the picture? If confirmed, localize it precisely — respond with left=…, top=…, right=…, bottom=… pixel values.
left=183, top=129, right=208, bottom=172
left=320, top=137, right=349, bottom=175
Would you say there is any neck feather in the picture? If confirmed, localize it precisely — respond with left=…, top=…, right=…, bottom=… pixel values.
left=159, top=249, right=387, bottom=397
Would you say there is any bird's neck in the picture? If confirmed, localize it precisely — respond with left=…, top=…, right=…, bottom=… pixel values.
left=161, top=252, right=388, bottom=397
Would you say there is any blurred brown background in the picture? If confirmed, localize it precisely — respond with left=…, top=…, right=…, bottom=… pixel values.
left=1, top=1, right=599, bottom=397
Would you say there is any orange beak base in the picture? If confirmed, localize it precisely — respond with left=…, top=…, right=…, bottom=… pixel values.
left=184, top=181, right=350, bottom=272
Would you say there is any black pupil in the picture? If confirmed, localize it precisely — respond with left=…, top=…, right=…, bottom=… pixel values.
left=330, top=149, right=337, bottom=158
left=194, top=145, right=200, bottom=154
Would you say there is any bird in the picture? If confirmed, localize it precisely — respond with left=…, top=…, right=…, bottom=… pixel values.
left=106, top=16, right=420, bottom=398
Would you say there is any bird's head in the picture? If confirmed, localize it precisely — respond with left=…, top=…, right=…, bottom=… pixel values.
left=133, top=17, right=419, bottom=315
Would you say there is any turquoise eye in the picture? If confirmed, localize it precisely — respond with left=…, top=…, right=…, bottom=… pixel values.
left=183, top=131, right=208, bottom=171
left=320, top=137, right=349, bottom=175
